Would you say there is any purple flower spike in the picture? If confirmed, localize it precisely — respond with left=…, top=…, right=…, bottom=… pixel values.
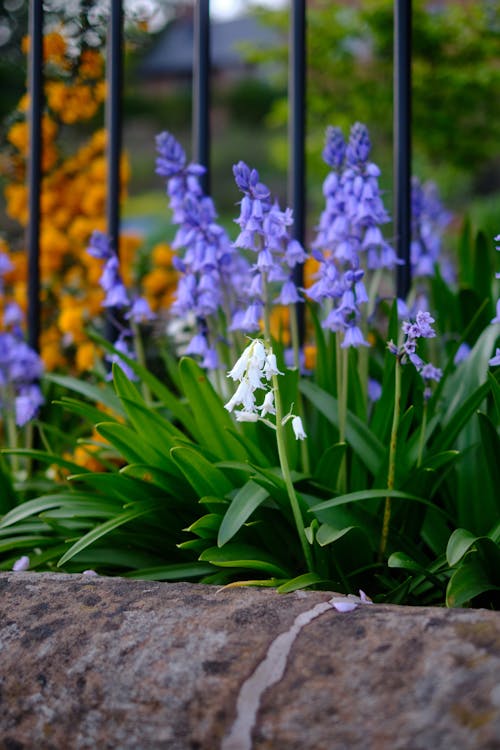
left=322, top=126, right=346, bottom=170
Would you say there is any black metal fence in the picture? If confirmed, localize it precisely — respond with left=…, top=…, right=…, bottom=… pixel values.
left=25, top=0, right=412, bottom=352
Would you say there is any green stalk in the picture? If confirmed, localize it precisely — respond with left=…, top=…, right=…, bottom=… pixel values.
left=131, top=321, right=152, bottom=405
left=417, top=401, right=428, bottom=468
left=272, top=371, right=315, bottom=573
left=379, top=357, right=402, bottom=560
left=262, top=275, right=313, bottom=572
left=289, top=302, right=310, bottom=474
left=336, top=343, right=349, bottom=493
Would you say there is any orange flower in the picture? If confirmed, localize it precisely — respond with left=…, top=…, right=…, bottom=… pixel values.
left=43, top=31, right=67, bottom=64
left=75, top=341, right=98, bottom=372
left=79, top=49, right=104, bottom=80
left=152, top=242, right=175, bottom=267
left=7, top=121, right=28, bottom=155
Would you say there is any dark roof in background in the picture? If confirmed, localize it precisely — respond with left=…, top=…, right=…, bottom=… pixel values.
left=139, top=15, right=281, bottom=77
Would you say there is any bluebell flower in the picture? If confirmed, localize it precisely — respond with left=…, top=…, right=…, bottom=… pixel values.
left=156, top=132, right=253, bottom=367
left=453, top=342, right=471, bottom=365
left=411, top=177, right=453, bottom=282
left=389, top=311, right=441, bottom=393
left=104, top=332, right=138, bottom=381
left=489, top=348, right=500, bottom=367
left=231, top=161, right=307, bottom=334
left=308, top=123, right=395, bottom=348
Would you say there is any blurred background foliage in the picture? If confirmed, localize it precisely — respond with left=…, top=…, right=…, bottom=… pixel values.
left=1, top=0, right=500, bottom=238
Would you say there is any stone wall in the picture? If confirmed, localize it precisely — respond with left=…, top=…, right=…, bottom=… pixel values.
left=1, top=573, right=499, bottom=749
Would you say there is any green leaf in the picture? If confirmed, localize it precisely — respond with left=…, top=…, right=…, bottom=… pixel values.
left=488, top=371, right=500, bottom=423
left=300, top=379, right=384, bottom=475
left=446, top=528, right=487, bottom=567
left=45, top=373, right=124, bottom=416
left=171, top=445, right=233, bottom=497
left=388, top=551, right=426, bottom=573
left=52, top=397, right=119, bottom=428
left=1, top=493, right=119, bottom=528
left=120, top=464, right=191, bottom=497
left=199, top=543, right=291, bottom=577
left=316, top=522, right=363, bottom=547
left=96, top=421, right=166, bottom=467
left=123, top=562, right=217, bottom=580
left=186, top=513, right=222, bottom=539
left=0, top=459, right=18, bottom=513
left=217, top=480, right=269, bottom=547
left=310, top=488, right=447, bottom=517
left=314, top=443, right=347, bottom=491
left=446, top=555, right=500, bottom=608
left=88, top=331, right=198, bottom=436
left=58, top=502, right=161, bottom=566
left=276, top=572, right=326, bottom=593
left=112, top=363, right=188, bottom=448
left=178, top=357, right=247, bottom=461
left=68, top=471, right=162, bottom=504
left=2, top=449, right=91, bottom=476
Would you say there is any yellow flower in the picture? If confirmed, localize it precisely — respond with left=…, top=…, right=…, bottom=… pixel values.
left=7, top=121, right=28, bottom=155
left=304, top=344, right=317, bottom=371
left=58, top=304, right=87, bottom=343
left=5, top=184, right=28, bottom=224
left=43, top=31, right=67, bottom=64
left=152, top=242, right=175, bottom=267
left=142, top=267, right=173, bottom=296
left=79, top=49, right=104, bottom=80
left=75, top=341, right=97, bottom=372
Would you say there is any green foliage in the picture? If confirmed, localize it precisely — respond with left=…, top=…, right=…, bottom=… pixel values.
left=261, top=1, right=500, bottom=201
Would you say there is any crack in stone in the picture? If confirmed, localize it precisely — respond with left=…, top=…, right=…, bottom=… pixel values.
left=221, top=599, right=333, bottom=750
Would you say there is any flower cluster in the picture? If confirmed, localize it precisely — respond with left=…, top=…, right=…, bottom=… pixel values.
left=156, top=131, right=251, bottom=369
left=86, top=230, right=156, bottom=379
left=0, top=252, right=44, bottom=426
left=307, top=123, right=397, bottom=347
left=411, top=177, right=453, bottom=280
left=231, top=161, right=307, bottom=333
left=388, top=310, right=442, bottom=398
left=224, top=339, right=306, bottom=440
left=1, top=31, right=138, bottom=375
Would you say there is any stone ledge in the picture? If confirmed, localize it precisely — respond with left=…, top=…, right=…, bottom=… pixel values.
left=0, top=572, right=499, bottom=749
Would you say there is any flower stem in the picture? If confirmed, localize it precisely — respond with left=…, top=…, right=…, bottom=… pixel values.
left=272, top=371, right=315, bottom=573
left=131, top=321, right=152, bottom=405
left=379, top=357, right=402, bottom=560
left=417, top=401, right=428, bottom=468
left=289, top=303, right=310, bottom=475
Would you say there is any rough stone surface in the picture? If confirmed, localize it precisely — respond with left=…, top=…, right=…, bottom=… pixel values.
left=0, top=573, right=499, bottom=750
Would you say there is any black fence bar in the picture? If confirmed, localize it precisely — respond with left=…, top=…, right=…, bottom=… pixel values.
left=394, top=0, right=412, bottom=299
left=27, top=0, right=44, bottom=353
left=192, top=0, right=210, bottom=194
left=106, top=0, right=123, bottom=256
left=289, top=0, right=306, bottom=341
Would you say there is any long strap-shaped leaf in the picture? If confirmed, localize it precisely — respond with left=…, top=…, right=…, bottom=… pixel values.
left=178, top=357, right=248, bottom=461
left=58, top=502, right=162, bottom=566
left=300, top=379, right=384, bottom=476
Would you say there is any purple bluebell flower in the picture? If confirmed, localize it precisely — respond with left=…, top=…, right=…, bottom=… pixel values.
left=307, top=123, right=395, bottom=348
left=230, top=161, right=307, bottom=334
left=155, top=132, right=253, bottom=368
left=105, top=332, right=138, bottom=381
left=389, top=311, right=441, bottom=393
left=489, top=348, right=500, bottom=367
left=453, top=342, right=471, bottom=365
left=125, top=297, right=156, bottom=324
left=87, top=230, right=113, bottom=260
left=411, top=177, right=453, bottom=282
left=15, top=384, right=44, bottom=426
left=12, top=555, right=30, bottom=572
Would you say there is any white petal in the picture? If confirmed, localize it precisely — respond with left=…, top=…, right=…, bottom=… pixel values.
left=291, top=415, right=307, bottom=440
left=330, top=597, right=358, bottom=613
